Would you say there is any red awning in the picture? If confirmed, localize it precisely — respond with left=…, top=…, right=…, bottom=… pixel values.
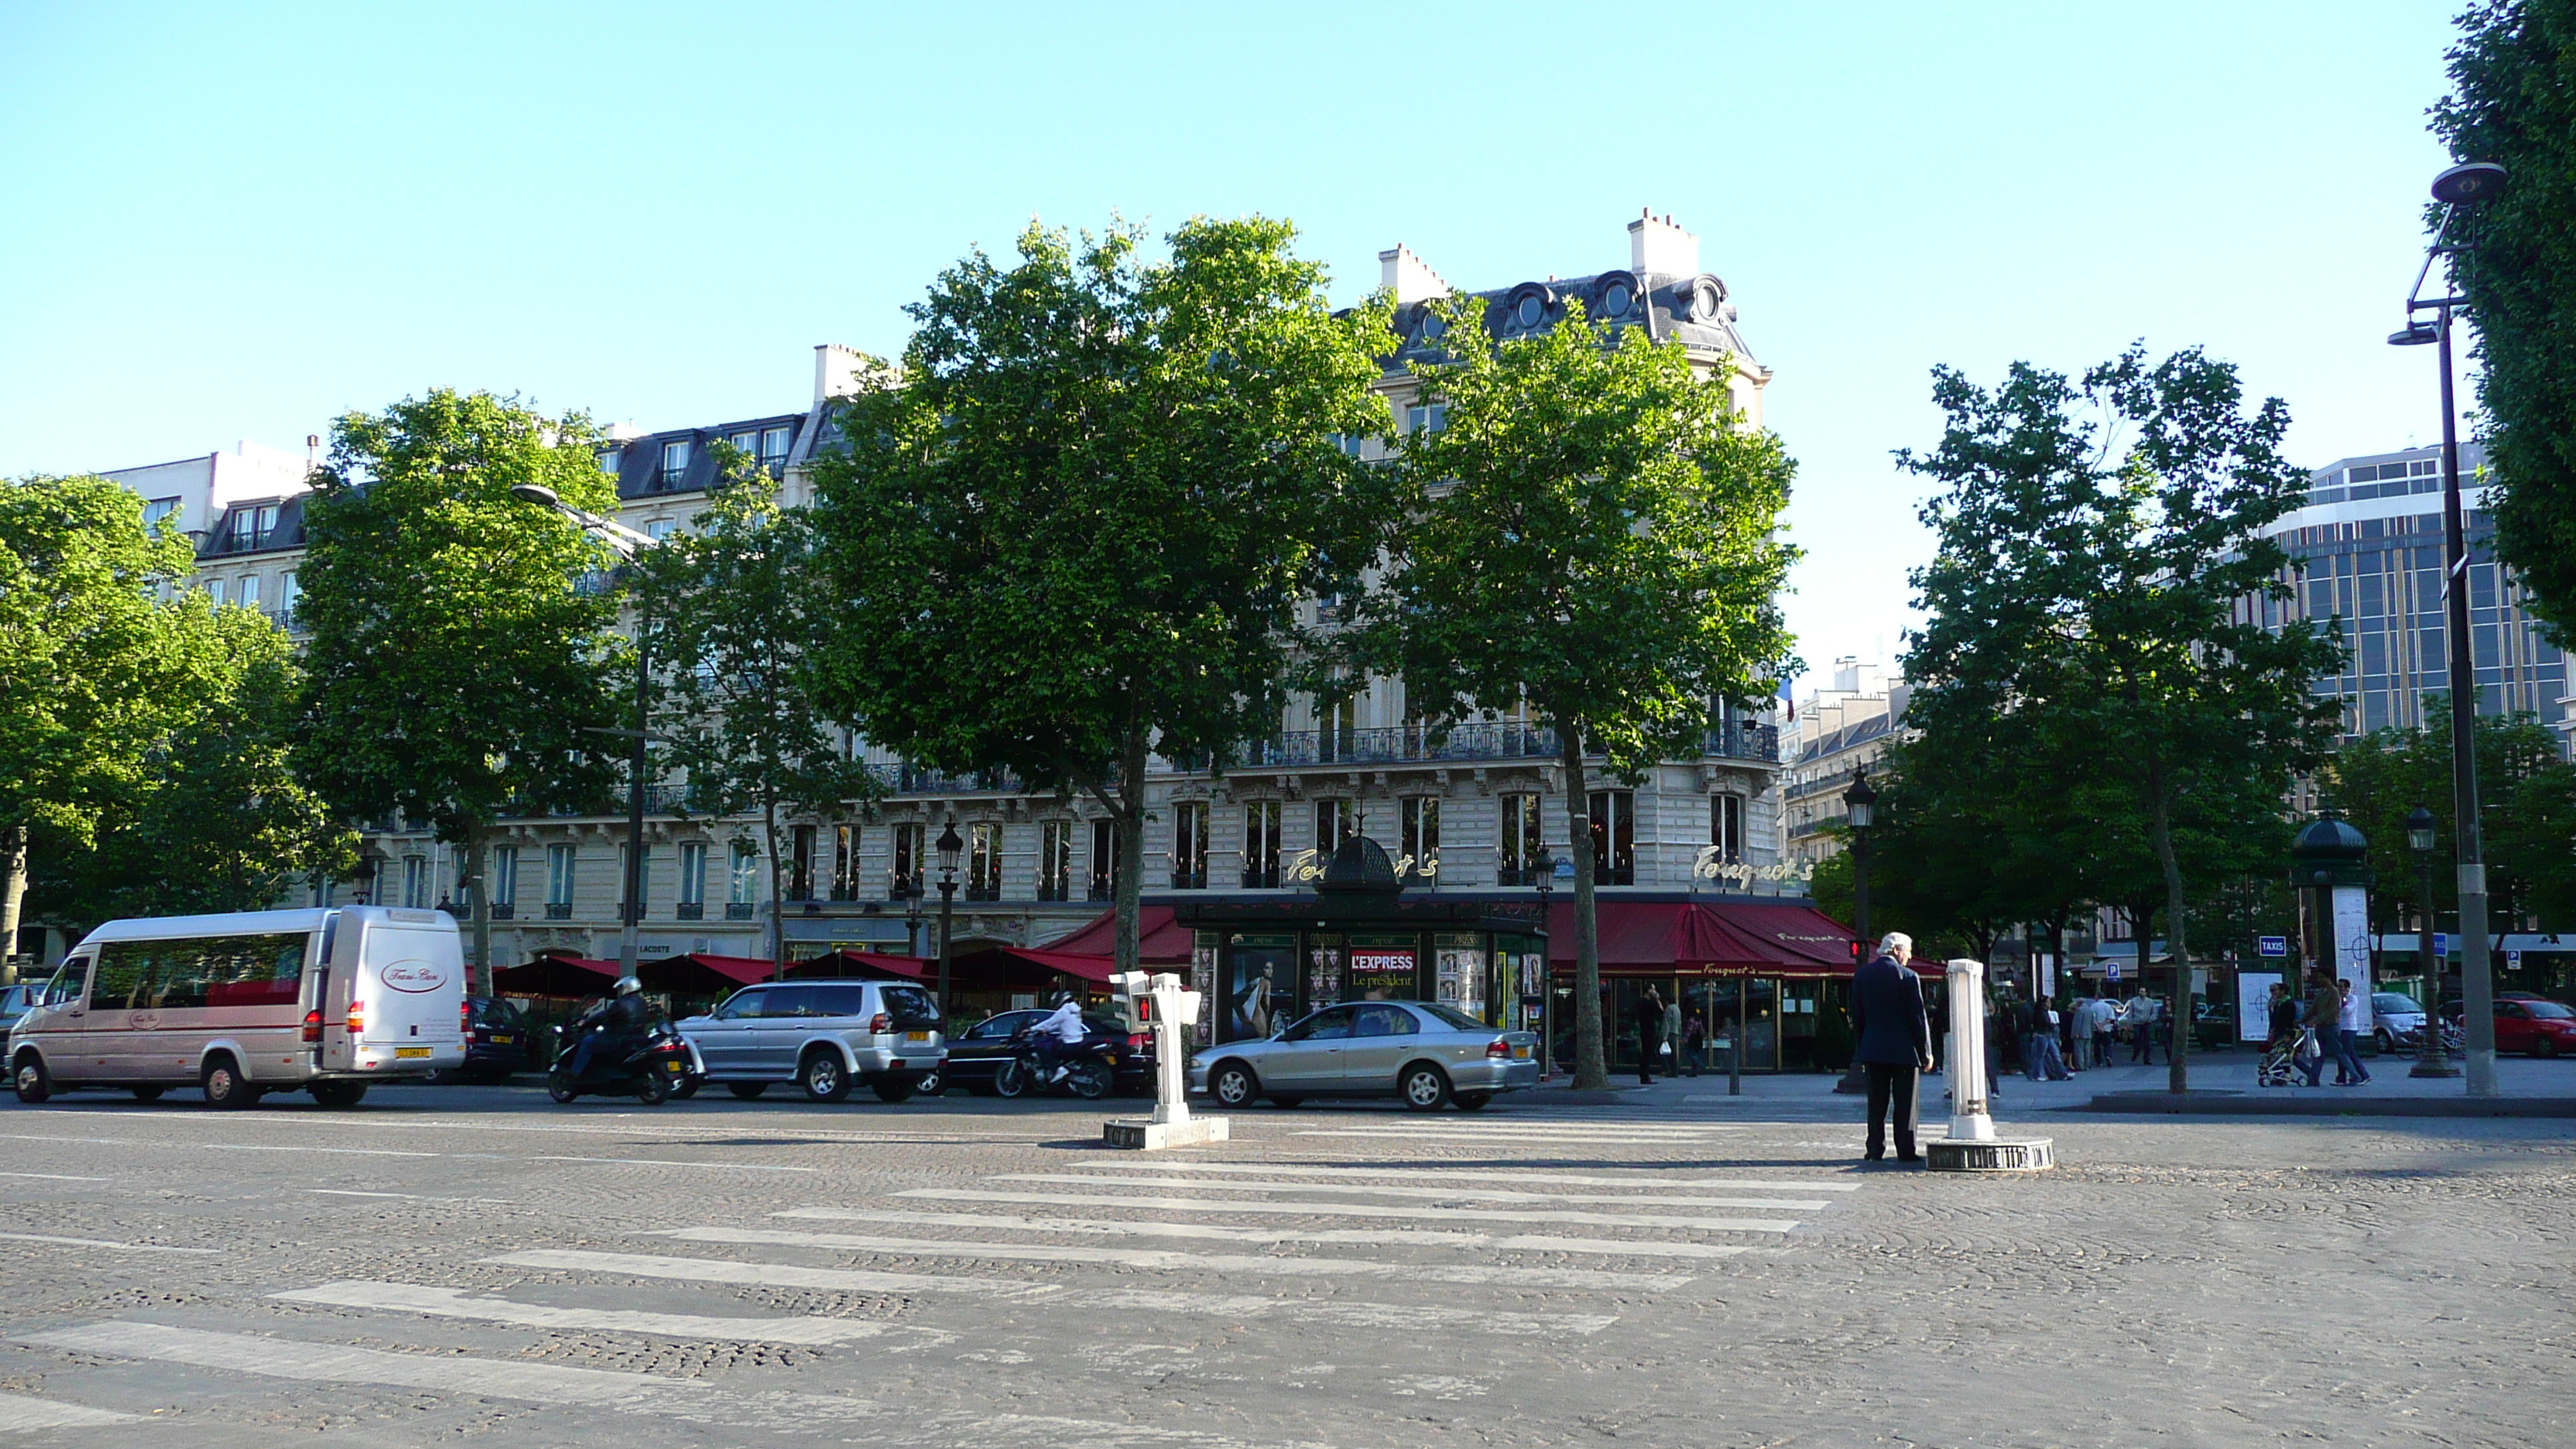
left=1543, top=899, right=1868, bottom=978
left=787, top=949, right=927, bottom=981
left=995, top=947, right=1118, bottom=985
left=1043, top=906, right=1194, bottom=963
left=492, top=954, right=619, bottom=997
left=638, top=952, right=780, bottom=997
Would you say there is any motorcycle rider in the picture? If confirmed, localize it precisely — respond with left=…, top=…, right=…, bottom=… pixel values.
left=1033, top=991, right=1088, bottom=1084
left=567, top=977, right=652, bottom=1079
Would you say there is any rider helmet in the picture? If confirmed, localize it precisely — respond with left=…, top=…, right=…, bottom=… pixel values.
left=614, top=976, right=643, bottom=997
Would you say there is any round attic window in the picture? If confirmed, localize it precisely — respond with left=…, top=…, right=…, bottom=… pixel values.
left=1515, top=294, right=1544, bottom=328
left=1601, top=281, right=1632, bottom=317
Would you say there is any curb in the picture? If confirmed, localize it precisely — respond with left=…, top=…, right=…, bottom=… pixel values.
left=2073, top=1091, right=2576, bottom=1118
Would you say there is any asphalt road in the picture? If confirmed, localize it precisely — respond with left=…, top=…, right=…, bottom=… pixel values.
left=0, top=1082, right=2566, bottom=1447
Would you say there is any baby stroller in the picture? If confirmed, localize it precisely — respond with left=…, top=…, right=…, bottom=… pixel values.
left=2256, top=1028, right=2307, bottom=1088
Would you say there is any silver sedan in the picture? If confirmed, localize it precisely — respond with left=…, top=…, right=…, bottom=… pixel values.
left=1187, top=1000, right=1539, bottom=1111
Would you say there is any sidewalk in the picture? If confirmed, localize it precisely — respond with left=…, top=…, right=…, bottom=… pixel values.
left=1519, top=1050, right=2576, bottom=1117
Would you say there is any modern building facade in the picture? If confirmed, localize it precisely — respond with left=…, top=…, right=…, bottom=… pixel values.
left=2258, top=442, right=2568, bottom=746
left=91, top=214, right=1810, bottom=1002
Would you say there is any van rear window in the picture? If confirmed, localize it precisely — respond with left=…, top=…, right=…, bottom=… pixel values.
left=879, top=985, right=941, bottom=1027
left=94, top=933, right=310, bottom=1011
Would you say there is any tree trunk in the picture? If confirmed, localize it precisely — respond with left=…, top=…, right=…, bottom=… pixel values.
left=0, top=824, right=26, bottom=987
left=764, top=800, right=785, bottom=982
left=1557, top=723, right=1606, bottom=1091
left=460, top=822, right=492, bottom=996
left=1112, top=727, right=1148, bottom=979
left=2147, top=773, right=2191, bottom=1094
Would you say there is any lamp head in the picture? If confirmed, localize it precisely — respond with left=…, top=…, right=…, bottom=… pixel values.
left=2406, top=805, right=2437, bottom=855
left=2431, top=161, right=2507, bottom=206
left=935, top=817, right=964, bottom=874
left=1841, top=766, right=1879, bottom=830
left=2388, top=324, right=2440, bottom=348
left=509, top=483, right=563, bottom=508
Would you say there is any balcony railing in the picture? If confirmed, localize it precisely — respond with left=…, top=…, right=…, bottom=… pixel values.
left=1190, top=721, right=1780, bottom=770
left=866, top=763, right=1022, bottom=795
left=1037, top=881, right=1070, bottom=903
left=1170, top=869, right=1207, bottom=891
left=677, top=902, right=704, bottom=920
left=1241, top=867, right=1280, bottom=889
left=724, top=902, right=756, bottom=920
left=489, top=903, right=515, bottom=920
left=965, top=883, right=1001, bottom=903
left=543, top=903, right=574, bottom=920
left=1087, top=876, right=1115, bottom=902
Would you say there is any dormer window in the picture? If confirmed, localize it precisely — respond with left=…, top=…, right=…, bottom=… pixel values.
left=142, top=498, right=180, bottom=533
left=760, top=426, right=790, bottom=461
left=597, top=448, right=622, bottom=475
left=728, top=431, right=756, bottom=454
left=1601, top=281, right=1633, bottom=318
left=661, top=440, right=691, bottom=481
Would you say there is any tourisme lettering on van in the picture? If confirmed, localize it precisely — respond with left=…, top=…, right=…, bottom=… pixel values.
left=6, top=907, right=467, bottom=1108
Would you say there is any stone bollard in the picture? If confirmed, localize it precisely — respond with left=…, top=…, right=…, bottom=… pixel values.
left=1103, top=970, right=1228, bottom=1150
left=1927, top=958, right=2054, bottom=1172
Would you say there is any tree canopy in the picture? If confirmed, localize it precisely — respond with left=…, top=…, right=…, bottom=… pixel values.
left=2437, top=0, right=2576, bottom=642
left=808, top=216, right=1394, bottom=973
left=1351, top=295, right=1797, bottom=1089
left=293, top=390, right=625, bottom=985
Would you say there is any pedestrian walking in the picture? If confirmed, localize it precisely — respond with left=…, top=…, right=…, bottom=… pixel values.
left=1924, top=982, right=1947, bottom=1076
left=2026, top=999, right=2071, bottom=1081
left=1681, top=1012, right=1705, bottom=1077
left=2124, top=988, right=2162, bottom=1066
left=2332, top=978, right=2373, bottom=1085
left=1849, top=932, right=1932, bottom=1163
left=1633, top=986, right=1664, bottom=1085
left=2257, top=982, right=2301, bottom=1086
left=2085, top=995, right=2116, bottom=1070
left=2297, top=969, right=2338, bottom=1087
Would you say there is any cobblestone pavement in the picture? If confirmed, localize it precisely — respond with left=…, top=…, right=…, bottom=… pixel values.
left=0, top=1084, right=2565, bottom=1447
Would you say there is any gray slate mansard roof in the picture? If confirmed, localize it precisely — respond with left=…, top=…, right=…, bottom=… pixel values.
left=1365, top=268, right=1761, bottom=372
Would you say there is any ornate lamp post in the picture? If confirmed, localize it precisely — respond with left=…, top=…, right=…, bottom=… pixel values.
left=1533, top=845, right=1555, bottom=1080
left=1834, top=767, right=1879, bottom=1093
left=350, top=855, right=379, bottom=907
left=2387, top=159, right=2509, bottom=1096
left=2406, top=806, right=2458, bottom=1077
left=933, top=817, right=964, bottom=1018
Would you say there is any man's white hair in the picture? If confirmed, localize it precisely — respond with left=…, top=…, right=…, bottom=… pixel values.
left=1878, top=931, right=1913, bottom=956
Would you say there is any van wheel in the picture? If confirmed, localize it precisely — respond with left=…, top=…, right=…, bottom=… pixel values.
left=131, top=1086, right=164, bottom=1103
left=13, top=1055, right=51, bottom=1105
left=726, top=1082, right=769, bottom=1100
left=872, top=1074, right=918, bottom=1104
left=799, top=1051, right=851, bottom=1103
left=1399, top=1063, right=1451, bottom=1112
left=201, top=1055, right=257, bottom=1109
left=310, top=1081, right=367, bottom=1108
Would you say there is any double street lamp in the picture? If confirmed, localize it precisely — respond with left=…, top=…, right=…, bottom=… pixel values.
left=934, top=817, right=964, bottom=1019
left=1834, top=767, right=1879, bottom=1094
left=2386, top=159, right=2508, bottom=1095
left=510, top=483, right=666, bottom=979
left=1533, top=845, right=1555, bottom=1080
left=2406, top=806, right=2459, bottom=1078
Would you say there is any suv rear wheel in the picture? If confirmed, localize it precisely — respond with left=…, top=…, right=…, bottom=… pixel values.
left=871, top=1074, right=918, bottom=1104
left=727, top=1081, right=769, bottom=1100
left=799, top=1050, right=851, bottom=1103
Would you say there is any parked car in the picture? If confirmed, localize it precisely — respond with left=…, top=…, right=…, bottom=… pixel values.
left=0, top=983, right=36, bottom=1036
left=2489, top=999, right=2576, bottom=1057
left=675, top=979, right=947, bottom=1103
left=442, top=995, right=534, bottom=1081
left=2370, top=992, right=2427, bottom=1053
left=1188, top=1000, right=1538, bottom=1112
left=943, top=1009, right=1152, bottom=1096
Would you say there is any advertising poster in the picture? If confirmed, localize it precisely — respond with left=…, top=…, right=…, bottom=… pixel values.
left=1305, top=941, right=1345, bottom=1009
left=1347, top=944, right=1416, bottom=1001
left=2237, top=971, right=2281, bottom=1043
left=1227, top=939, right=1295, bottom=1040
left=2332, top=886, right=2373, bottom=1029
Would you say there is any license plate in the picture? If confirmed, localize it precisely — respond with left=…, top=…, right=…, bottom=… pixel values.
left=490, top=1034, right=513, bottom=1044
left=906, top=1030, right=931, bottom=1041
left=1512, top=1045, right=1530, bottom=1058
left=664, top=1060, right=685, bottom=1072
left=394, top=1046, right=431, bottom=1059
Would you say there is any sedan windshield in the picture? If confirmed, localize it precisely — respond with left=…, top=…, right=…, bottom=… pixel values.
left=2522, top=1001, right=2574, bottom=1019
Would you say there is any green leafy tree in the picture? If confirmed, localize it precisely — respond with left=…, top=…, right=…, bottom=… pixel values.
left=293, top=391, right=624, bottom=989
left=1900, top=348, right=2344, bottom=1091
left=1353, top=296, right=1797, bottom=1091
left=637, top=450, right=875, bottom=978
left=43, top=608, right=355, bottom=922
left=2435, top=0, right=2576, bottom=641
left=0, top=474, right=204, bottom=970
left=808, top=217, right=1393, bottom=975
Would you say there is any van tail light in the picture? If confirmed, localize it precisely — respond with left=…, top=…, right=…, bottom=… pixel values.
left=1129, top=1033, right=1153, bottom=1052
left=302, top=1009, right=323, bottom=1044
left=869, top=1012, right=891, bottom=1034
left=348, top=1001, right=365, bottom=1036
left=460, top=1001, right=473, bottom=1031
left=1486, top=1036, right=1512, bottom=1059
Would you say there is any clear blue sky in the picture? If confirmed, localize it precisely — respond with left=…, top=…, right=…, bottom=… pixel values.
left=0, top=2, right=2466, bottom=683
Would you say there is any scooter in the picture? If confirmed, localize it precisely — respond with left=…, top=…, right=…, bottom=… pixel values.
left=546, top=1021, right=705, bottom=1105
left=992, top=1029, right=1118, bottom=1101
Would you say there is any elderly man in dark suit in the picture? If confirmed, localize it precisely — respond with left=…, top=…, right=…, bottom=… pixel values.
left=1849, top=930, right=1934, bottom=1163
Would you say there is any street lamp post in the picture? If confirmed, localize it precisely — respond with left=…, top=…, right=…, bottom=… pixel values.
left=2406, top=806, right=2458, bottom=1078
left=934, top=817, right=964, bottom=1019
left=2388, top=159, right=2509, bottom=1095
left=1834, top=767, right=1879, bottom=1094
left=1533, top=845, right=1555, bottom=1080
left=509, top=482, right=666, bottom=981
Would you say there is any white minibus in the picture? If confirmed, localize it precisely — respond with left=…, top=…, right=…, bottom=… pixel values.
left=7, top=906, right=466, bottom=1108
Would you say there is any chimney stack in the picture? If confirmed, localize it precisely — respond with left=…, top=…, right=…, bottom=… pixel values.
left=1378, top=244, right=1451, bottom=305
left=814, top=344, right=868, bottom=406
left=1627, top=208, right=1701, bottom=278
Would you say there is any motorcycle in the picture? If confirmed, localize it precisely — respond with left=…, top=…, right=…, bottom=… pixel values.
left=992, top=1029, right=1118, bottom=1101
left=546, top=1020, right=704, bottom=1105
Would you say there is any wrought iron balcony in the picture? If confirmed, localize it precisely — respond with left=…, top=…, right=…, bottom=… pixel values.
left=543, top=903, right=574, bottom=920
left=865, top=762, right=1023, bottom=795
left=677, top=902, right=704, bottom=920
left=1184, top=720, right=1779, bottom=771
left=489, top=903, right=515, bottom=920
left=1170, top=869, right=1208, bottom=891
left=724, top=902, right=756, bottom=920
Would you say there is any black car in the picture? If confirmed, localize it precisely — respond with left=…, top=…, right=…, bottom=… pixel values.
left=942, top=1009, right=1152, bottom=1095
left=445, top=995, right=535, bottom=1081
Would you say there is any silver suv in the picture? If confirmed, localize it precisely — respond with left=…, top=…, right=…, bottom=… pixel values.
left=677, top=981, right=947, bottom=1104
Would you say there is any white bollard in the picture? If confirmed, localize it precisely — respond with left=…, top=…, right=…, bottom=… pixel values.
left=1927, top=958, right=2054, bottom=1172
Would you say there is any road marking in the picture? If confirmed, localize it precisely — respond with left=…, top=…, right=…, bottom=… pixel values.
left=646, top=1227, right=1689, bottom=1290
left=0, top=1392, right=140, bottom=1429
left=0, top=1132, right=439, bottom=1158
left=530, top=1156, right=817, bottom=1173
left=772, top=1208, right=1756, bottom=1258
left=987, top=1173, right=1830, bottom=1211
left=0, top=1231, right=215, bottom=1254
left=489, top=1249, right=1615, bottom=1336
left=273, top=1280, right=891, bottom=1344
left=1284, top=1129, right=1731, bottom=1146
left=1100, top=1161, right=1858, bottom=1192
left=15, top=1321, right=875, bottom=1429
left=895, top=1188, right=1799, bottom=1232
left=0, top=1170, right=111, bottom=1182
left=307, top=1189, right=522, bottom=1205
left=1279, top=1122, right=1735, bottom=1136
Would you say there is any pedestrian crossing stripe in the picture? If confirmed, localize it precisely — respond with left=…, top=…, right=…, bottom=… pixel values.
left=984, top=1172, right=1832, bottom=1211
left=770, top=1206, right=1763, bottom=1258
left=893, top=1187, right=1801, bottom=1232
left=1097, top=1161, right=1857, bottom=1191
